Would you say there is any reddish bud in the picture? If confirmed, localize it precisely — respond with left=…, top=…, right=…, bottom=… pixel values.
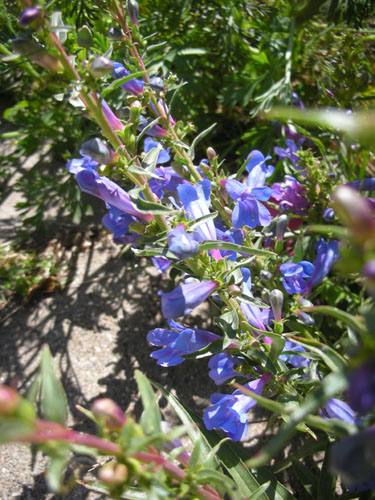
left=0, top=386, right=20, bottom=415
left=91, top=398, right=126, bottom=430
left=20, top=7, right=42, bottom=28
left=332, top=186, right=375, bottom=244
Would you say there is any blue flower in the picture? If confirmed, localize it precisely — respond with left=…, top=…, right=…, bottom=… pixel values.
left=111, top=62, right=144, bottom=95
left=149, top=166, right=186, bottom=198
left=147, top=320, right=219, bottom=366
left=347, top=178, right=375, bottom=192
left=240, top=268, right=270, bottom=336
left=137, top=115, right=167, bottom=137
left=245, top=150, right=274, bottom=188
left=152, top=256, right=171, bottom=274
left=305, top=239, right=339, bottom=294
left=167, top=224, right=199, bottom=260
left=274, top=139, right=304, bottom=168
left=159, top=280, right=220, bottom=319
left=222, top=179, right=272, bottom=229
left=280, top=339, right=310, bottom=368
left=143, top=137, right=170, bottom=164
left=203, top=374, right=271, bottom=441
left=348, top=358, right=375, bottom=414
left=102, top=206, right=140, bottom=244
left=208, top=352, right=241, bottom=385
left=320, top=398, right=356, bottom=424
left=177, top=180, right=217, bottom=241
left=280, top=261, right=314, bottom=295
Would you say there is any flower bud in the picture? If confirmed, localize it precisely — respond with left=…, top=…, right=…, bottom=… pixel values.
left=91, top=398, right=126, bottom=430
left=295, top=310, right=315, bottom=326
left=260, top=270, right=272, bottom=282
left=77, top=25, right=93, bottom=48
left=269, top=289, right=283, bottom=322
left=90, top=56, right=113, bottom=78
left=107, top=27, right=124, bottom=41
left=80, top=138, right=111, bottom=164
left=20, top=6, right=42, bottom=27
left=228, top=284, right=242, bottom=296
left=332, top=186, right=375, bottom=243
left=207, top=147, right=217, bottom=162
left=128, top=0, right=139, bottom=26
left=276, top=214, right=289, bottom=241
left=322, top=208, right=335, bottom=222
left=149, top=76, right=164, bottom=92
left=98, top=462, right=128, bottom=485
left=0, top=386, right=20, bottom=415
left=12, top=38, right=62, bottom=72
left=261, top=289, right=270, bottom=303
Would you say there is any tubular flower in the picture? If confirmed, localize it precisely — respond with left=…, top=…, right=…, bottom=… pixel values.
left=320, top=398, right=356, bottom=424
left=348, top=358, right=375, bottom=414
left=203, top=374, right=272, bottom=441
left=305, top=239, right=339, bottom=294
left=177, top=180, right=217, bottom=241
left=274, top=139, right=305, bottom=168
left=159, top=280, right=220, bottom=319
left=102, top=206, right=140, bottom=244
left=147, top=320, right=219, bottom=366
left=167, top=224, right=199, bottom=260
left=280, top=261, right=314, bottom=295
left=271, top=175, right=309, bottom=215
left=75, top=168, right=152, bottom=221
left=208, top=352, right=241, bottom=385
left=280, top=339, right=310, bottom=368
left=111, top=62, right=144, bottom=95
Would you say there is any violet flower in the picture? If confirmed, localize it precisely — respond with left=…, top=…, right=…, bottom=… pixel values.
left=152, top=256, right=172, bottom=274
left=305, top=239, right=339, bottom=294
left=347, top=178, right=375, bottom=192
left=274, top=139, right=304, bottom=168
left=75, top=168, right=152, bottom=221
left=271, top=175, right=308, bottom=215
left=320, top=398, right=356, bottom=424
left=159, top=280, right=220, bottom=319
left=147, top=320, right=219, bottom=366
left=149, top=166, right=186, bottom=198
left=348, top=358, right=375, bottom=414
left=240, top=268, right=270, bottom=335
left=167, top=224, right=199, bottom=260
left=143, top=137, right=170, bottom=164
left=280, top=261, right=314, bottom=295
left=177, top=180, right=217, bottom=242
left=208, top=352, right=241, bottom=385
left=111, top=62, right=144, bottom=95
left=102, top=206, right=140, bottom=244
left=137, top=115, right=168, bottom=137
left=203, top=374, right=271, bottom=441
left=102, top=99, right=125, bottom=132
left=280, top=339, right=310, bottom=368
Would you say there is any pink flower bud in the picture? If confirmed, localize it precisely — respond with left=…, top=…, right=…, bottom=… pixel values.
left=91, top=398, right=126, bottom=430
left=332, top=186, right=375, bottom=244
left=0, top=386, right=20, bottom=415
left=20, top=7, right=42, bottom=27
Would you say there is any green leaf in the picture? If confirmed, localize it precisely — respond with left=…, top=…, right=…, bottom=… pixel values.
left=198, top=240, right=276, bottom=258
left=290, top=456, right=317, bottom=498
left=250, top=482, right=272, bottom=500
left=135, top=370, right=161, bottom=434
left=0, top=417, right=35, bottom=444
left=135, top=117, right=162, bottom=146
left=189, top=211, right=218, bottom=230
left=317, top=444, right=336, bottom=500
left=196, top=468, right=236, bottom=491
left=132, top=246, right=173, bottom=258
left=306, top=224, right=351, bottom=239
left=177, top=48, right=208, bottom=56
left=100, top=71, right=148, bottom=98
left=285, top=335, right=347, bottom=372
left=46, top=454, right=70, bottom=493
left=299, top=305, right=368, bottom=337
left=128, top=186, right=176, bottom=214
left=188, top=123, right=216, bottom=161
left=215, top=310, right=239, bottom=339
left=40, top=345, right=67, bottom=425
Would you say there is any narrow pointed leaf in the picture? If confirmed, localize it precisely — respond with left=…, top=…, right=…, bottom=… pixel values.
left=135, top=370, right=161, bottom=434
left=40, top=345, right=67, bottom=425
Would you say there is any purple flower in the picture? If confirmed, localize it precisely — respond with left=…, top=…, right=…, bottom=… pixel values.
left=67, top=155, right=98, bottom=175
left=203, top=374, right=271, bottom=441
left=159, top=280, right=220, bottom=319
left=348, top=358, right=375, bottom=414
left=149, top=166, right=186, bottom=198
left=20, top=6, right=41, bottom=27
left=280, top=339, right=310, bottom=368
left=152, top=256, right=171, bottom=273
left=347, top=178, right=375, bottom=192
left=111, top=62, right=144, bottom=95
left=323, top=208, right=335, bottom=221
left=240, top=268, right=270, bottom=337
left=271, top=175, right=308, bottom=215
left=102, top=206, right=140, bottom=244
left=102, top=99, right=124, bottom=132
left=320, top=398, right=356, bottom=424
left=147, top=320, right=219, bottom=366
left=167, top=224, right=199, bottom=259
left=305, top=239, right=339, bottom=294
left=245, top=150, right=274, bottom=188
left=208, top=352, right=241, bottom=385
left=274, top=139, right=304, bottom=168
left=222, top=178, right=272, bottom=229
left=177, top=180, right=217, bottom=241
left=280, top=261, right=314, bottom=295
left=143, top=137, right=170, bottom=164
left=75, top=168, right=152, bottom=221
left=137, top=115, right=167, bottom=137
